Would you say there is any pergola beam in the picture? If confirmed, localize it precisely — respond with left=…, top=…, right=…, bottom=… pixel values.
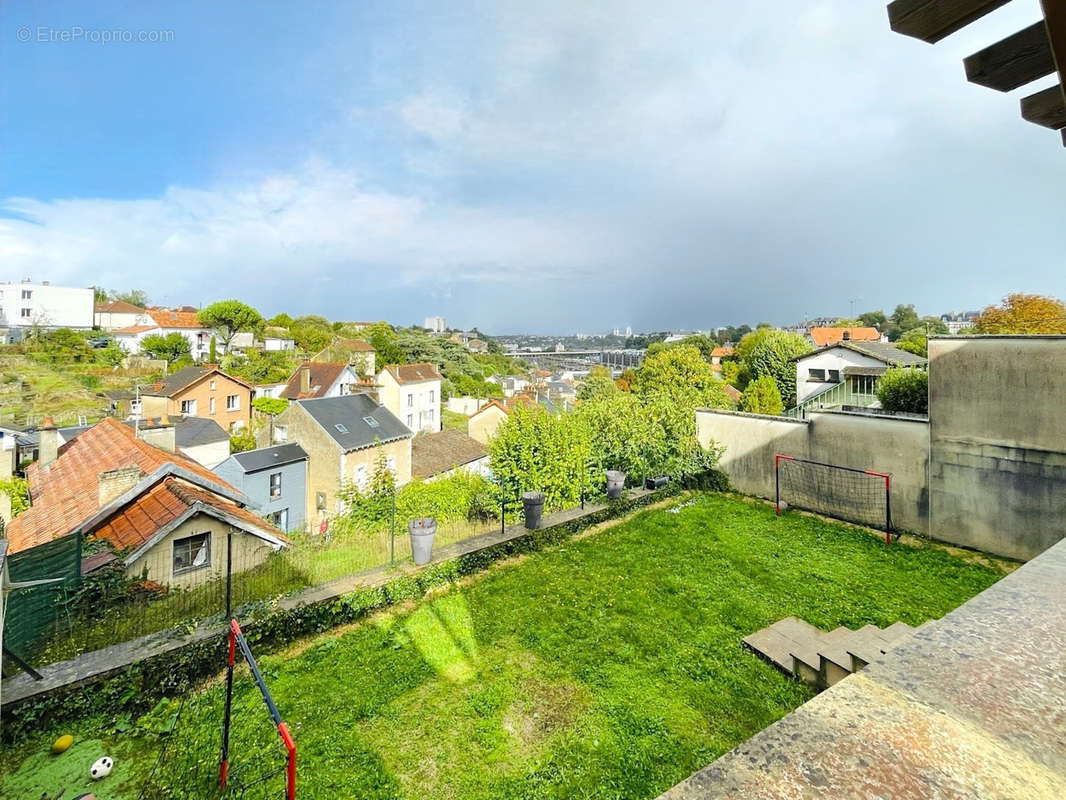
left=1020, top=85, right=1066, bottom=129
left=1040, top=0, right=1066, bottom=145
left=964, top=21, right=1055, bottom=91
left=888, top=0, right=1013, bottom=44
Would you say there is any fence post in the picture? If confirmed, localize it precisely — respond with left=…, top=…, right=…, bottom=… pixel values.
left=390, top=491, right=396, bottom=566
left=500, top=494, right=505, bottom=535
left=225, top=530, right=233, bottom=619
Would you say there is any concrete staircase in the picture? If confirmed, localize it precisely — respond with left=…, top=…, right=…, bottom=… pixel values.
left=743, top=616, right=931, bottom=690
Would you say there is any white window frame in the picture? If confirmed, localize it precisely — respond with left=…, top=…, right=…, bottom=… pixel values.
left=209, top=397, right=216, bottom=415
left=172, top=532, right=211, bottom=575
left=181, top=399, right=197, bottom=415
left=226, top=394, right=240, bottom=411
left=269, top=471, right=282, bottom=499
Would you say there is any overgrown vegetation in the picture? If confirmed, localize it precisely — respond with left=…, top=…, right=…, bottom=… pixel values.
left=876, top=368, right=928, bottom=415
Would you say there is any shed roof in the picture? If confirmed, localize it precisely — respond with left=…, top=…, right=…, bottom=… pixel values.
left=411, top=430, right=487, bottom=479
left=229, top=443, right=309, bottom=473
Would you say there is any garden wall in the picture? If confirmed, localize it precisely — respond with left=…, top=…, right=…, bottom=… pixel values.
left=696, top=409, right=929, bottom=534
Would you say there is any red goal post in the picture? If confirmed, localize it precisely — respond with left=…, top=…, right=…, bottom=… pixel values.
left=774, top=454, right=894, bottom=544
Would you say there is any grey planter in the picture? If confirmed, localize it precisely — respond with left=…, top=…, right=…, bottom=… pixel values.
left=408, top=517, right=437, bottom=565
left=522, top=491, right=545, bottom=529
left=606, top=470, right=626, bottom=500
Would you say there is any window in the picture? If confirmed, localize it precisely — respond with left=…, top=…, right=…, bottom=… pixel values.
left=269, top=471, right=282, bottom=498
left=209, top=397, right=216, bottom=415
left=316, top=491, right=327, bottom=512
left=273, top=425, right=288, bottom=443
left=407, top=414, right=413, bottom=427
left=210, top=379, right=216, bottom=390
left=827, top=369, right=841, bottom=383
left=407, top=393, right=414, bottom=408
left=356, top=464, right=367, bottom=489
left=265, top=508, right=289, bottom=530
left=363, top=415, right=379, bottom=428
left=226, top=394, right=240, bottom=411
left=130, top=399, right=142, bottom=416
left=427, top=409, right=434, bottom=423
left=807, top=368, right=826, bottom=382
left=21, top=289, right=31, bottom=300
left=335, top=423, right=349, bottom=434
left=428, top=389, right=435, bottom=404
left=181, top=399, right=197, bottom=415
left=20, top=308, right=31, bottom=318
left=173, top=532, right=211, bottom=575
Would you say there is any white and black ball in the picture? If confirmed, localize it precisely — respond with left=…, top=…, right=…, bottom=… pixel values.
left=90, top=755, right=114, bottom=780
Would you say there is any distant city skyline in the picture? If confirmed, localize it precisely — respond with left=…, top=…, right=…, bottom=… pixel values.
left=1, top=1, right=1062, bottom=331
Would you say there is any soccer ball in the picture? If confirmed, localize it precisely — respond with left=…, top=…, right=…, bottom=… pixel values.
left=90, top=756, right=114, bottom=779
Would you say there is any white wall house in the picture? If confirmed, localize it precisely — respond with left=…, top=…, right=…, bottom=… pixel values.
left=94, top=300, right=151, bottom=331
left=794, top=342, right=929, bottom=405
left=0, top=281, right=94, bottom=340
left=112, top=309, right=219, bottom=360
left=377, top=363, right=442, bottom=434
left=112, top=325, right=161, bottom=355
left=264, top=336, right=295, bottom=351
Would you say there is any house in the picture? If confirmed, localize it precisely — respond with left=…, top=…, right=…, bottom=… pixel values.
left=253, top=382, right=288, bottom=400
left=94, top=300, right=150, bottom=331
left=0, top=425, right=38, bottom=472
left=501, top=376, right=529, bottom=397
left=280, top=362, right=366, bottom=400
left=808, top=327, right=883, bottom=347
left=140, top=365, right=253, bottom=432
left=58, top=415, right=232, bottom=470
left=311, top=337, right=376, bottom=376
left=445, top=396, right=490, bottom=416
left=411, top=429, right=489, bottom=481
left=722, top=383, right=742, bottom=405
left=939, top=312, right=979, bottom=335
left=0, top=281, right=94, bottom=342
left=793, top=341, right=928, bottom=407
left=102, top=389, right=138, bottom=419
left=111, top=324, right=161, bottom=355
left=467, top=399, right=529, bottom=445
left=710, top=346, right=734, bottom=365
left=265, top=394, right=413, bottom=525
left=213, top=443, right=309, bottom=532
left=146, top=308, right=217, bottom=361
left=377, top=363, right=442, bottom=434
left=2, top=418, right=285, bottom=590
left=228, top=332, right=257, bottom=353
left=263, top=327, right=295, bottom=351
left=467, top=338, right=489, bottom=354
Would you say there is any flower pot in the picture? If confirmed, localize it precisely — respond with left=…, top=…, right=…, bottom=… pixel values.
left=522, top=491, right=545, bottom=529
left=606, top=470, right=626, bottom=500
left=408, top=517, right=437, bottom=565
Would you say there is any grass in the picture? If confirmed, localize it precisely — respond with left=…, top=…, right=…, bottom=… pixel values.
left=441, top=408, right=469, bottom=432
left=2, top=492, right=1006, bottom=800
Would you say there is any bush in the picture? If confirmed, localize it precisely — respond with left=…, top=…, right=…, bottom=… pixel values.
left=738, top=375, right=783, bottom=415
left=876, top=368, right=928, bottom=414
left=230, top=428, right=257, bottom=453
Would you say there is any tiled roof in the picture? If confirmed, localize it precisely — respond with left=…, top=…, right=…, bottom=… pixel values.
left=112, top=325, right=159, bottom=335
left=148, top=309, right=204, bottom=329
left=411, top=430, right=487, bottom=479
left=94, top=477, right=282, bottom=552
left=793, top=341, right=928, bottom=367
left=280, top=363, right=350, bottom=399
left=148, top=366, right=251, bottom=397
left=711, top=346, right=734, bottom=357
left=722, top=383, right=742, bottom=403
left=382, top=362, right=442, bottom=384
left=810, top=327, right=881, bottom=347
left=95, top=300, right=145, bottom=314
left=4, top=418, right=239, bottom=554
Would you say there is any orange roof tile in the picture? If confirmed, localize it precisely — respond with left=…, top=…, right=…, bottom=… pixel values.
left=95, top=300, right=145, bottom=314
left=810, top=327, right=881, bottom=347
left=383, top=362, right=442, bottom=384
left=280, top=363, right=351, bottom=399
left=711, top=346, right=734, bottom=357
left=4, top=418, right=240, bottom=554
left=112, top=324, right=159, bottom=335
left=148, top=309, right=205, bottom=329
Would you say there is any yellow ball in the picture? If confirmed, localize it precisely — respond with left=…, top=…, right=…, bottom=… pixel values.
left=51, top=734, right=74, bottom=754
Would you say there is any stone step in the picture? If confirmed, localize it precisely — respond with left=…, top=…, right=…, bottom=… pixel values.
left=792, top=626, right=852, bottom=686
left=742, top=616, right=823, bottom=676
left=821, top=625, right=881, bottom=686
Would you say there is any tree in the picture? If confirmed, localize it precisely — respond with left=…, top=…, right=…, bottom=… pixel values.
left=252, top=397, right=289, bottom=416
left=141, top=332, right=191, bottom=362
left=209, top=336, right=218, bottom=363
left=198, top=300, right=264, bottom=352
left=113, top=289, right=149, bottom=307
left=0, top=476, right=29, bottom=518
left=92, top=286, right=109, bottom=303
left=973, top=293, right=1066, bottom=334
left=739, top=375, right=783, bottom=415
left=887, top=304, right=920, bottom=340
left=230, top=428, right=258, bottom=453
left=921, top=316, right=949, bottom=335
left=734, top=329, right=812, bottom=407
left=832, top=318, right=862, bottom=328
left=267, top=312, right=293, bottom=328
left=677, top=334, right=717, bottom=361
left=634, top=345, right=731, bottom=409
left=859, top=310, right=887, bottom=329
left=577, top=366, right=618, bottom=402
left=876, top=368, right=928, bottom=414
left=896, top=328, right=929, bottom=358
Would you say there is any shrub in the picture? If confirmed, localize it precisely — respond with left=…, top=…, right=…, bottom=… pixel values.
left=230, top=428, right=257, bottom=453
left=876, top=368, right=928, bottom=414
left=739, top=375, right=783, bottom=415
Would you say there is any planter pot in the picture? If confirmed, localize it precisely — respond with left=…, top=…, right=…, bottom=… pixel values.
left=522, top=491, right=545, bottom=530
left=408, top=517, right=437, bottom=565
left=606, top=470, right=626, bottom=500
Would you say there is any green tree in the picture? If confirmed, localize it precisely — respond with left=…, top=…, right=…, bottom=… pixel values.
left=577, top=366, right=618, bottom=402
left=876, top=368, right=928, bottom=414
left=141, top=332, right=192, bottom=362
left=859, top=310, right=887, bottom=329
left=252, top=397, right=289, bottom=416
left=229, top=428, right=257, bottom=453
left=634, top=345, right=731, bottom=409
left=198, top=300, right=264, bottom=352
left=92, top=286, right=109, bottom=303
left=267, top=312, right=293, bottom=328
left=113, top=289, right=149, bottom=307
left=734, top=329, right=811, bottom=407
left=738, top=375, right=783, bottom=415
left=209, top=336, right=218, bottom=362
left=0, top=476, right=30, bottom=518
left=888, top=304, right=920, bottom=340
left=896, top=328, right=929, bottom=357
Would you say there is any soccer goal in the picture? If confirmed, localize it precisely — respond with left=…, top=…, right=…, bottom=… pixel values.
left=221, top=619, right=297, bottom=800
left=774, top=454, right=895, bottom=543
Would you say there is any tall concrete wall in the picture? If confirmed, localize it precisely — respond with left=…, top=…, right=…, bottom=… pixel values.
left=929, top=337, right=1066, bottom=561
left=697, top=409, right=929, bottom=534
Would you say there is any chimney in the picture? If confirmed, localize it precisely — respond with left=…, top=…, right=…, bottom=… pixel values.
left=98, top=465, right=142, bottom=508
left=139, top=418, right=176, bottom=453
left=300, top=363, right=311, bottom=395
left=842, top=331, right=851, bottom=341
left=205, top=363, right=219, bottom=371
left=153, top=381, right=164, bottom=392
left=39, top=417, right=59, bottom=466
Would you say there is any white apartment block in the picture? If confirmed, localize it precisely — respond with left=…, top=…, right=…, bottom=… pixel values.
left=377, top=363, right=442, bottom=434
left=424, top=316, right=447, bottom=333
left=0, top=281, right=94, bottom=339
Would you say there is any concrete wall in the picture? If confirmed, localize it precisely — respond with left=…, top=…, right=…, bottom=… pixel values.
left=126, top=513, right=277, bottom=589
left=929, top=337, right=1066, bottom=560
left=696, top=408, right=930, bottom=535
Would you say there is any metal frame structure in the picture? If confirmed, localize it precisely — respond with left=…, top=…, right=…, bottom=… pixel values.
left=220, top=619, right=297, bottom=800
left=774, top=453, right=894, bottom=544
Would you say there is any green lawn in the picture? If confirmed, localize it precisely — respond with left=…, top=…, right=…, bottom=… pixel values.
left=2, top=493, right=1006, bottom=800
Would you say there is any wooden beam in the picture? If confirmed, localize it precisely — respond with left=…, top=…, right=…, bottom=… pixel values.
left=888, top=0, right=1013, bottom=44
left=1021, top=85, right=1066, bottom=129
left=1040, top=0, right=1066, bottom=147
left=964, top=22, right=1054, bottom=91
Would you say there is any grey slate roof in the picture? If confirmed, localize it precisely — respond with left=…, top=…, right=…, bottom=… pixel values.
left=58, top=416, right=228, bottom=449
left=794, top=341, right=928, bottom=367
left=229, top=443, right=309, bottom=473
left=296, top=394, right=411, bottom=451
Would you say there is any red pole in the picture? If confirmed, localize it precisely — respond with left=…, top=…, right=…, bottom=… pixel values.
left=279, top=722, right=297, bottom=800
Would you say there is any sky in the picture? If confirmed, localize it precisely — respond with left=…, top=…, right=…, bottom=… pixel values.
left=0, top=1, right=1063, bottom=334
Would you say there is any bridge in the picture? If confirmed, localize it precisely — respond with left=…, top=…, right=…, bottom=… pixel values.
left=509, top=349, right=646, bottom=371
